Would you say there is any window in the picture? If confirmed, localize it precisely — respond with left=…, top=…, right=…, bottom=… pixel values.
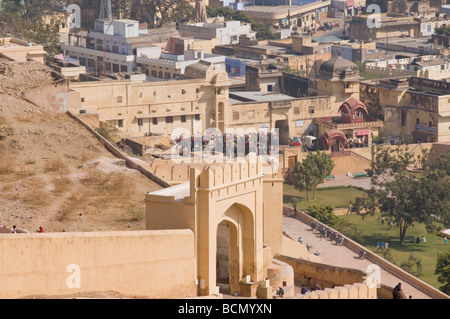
left=118, top=119, right=123, bottom=128
left=138, top=118, right=143, bottom=126
left=195, top=114, right=200, bottom=121
left=309, top=106, right=315, bottom=114
left=117, top=96, right=123, bottom=103
left=267, top=85, right=273, bottom=92
left=181, top=115, right=186, bottom=123
left=353, top=110, right=364, bottom=119
left=429, top=121, right=432, bottom=127
left=166, top=116, right=173, bottom=123
left=81, top=97, right=85, bottom=102
left=294, top=107, right=300, bottom=115
left=401, top=110, right=406, bottom=126
left=152, top=117, right=158, bottom=125
left=416, top=118, right=420, bottom=125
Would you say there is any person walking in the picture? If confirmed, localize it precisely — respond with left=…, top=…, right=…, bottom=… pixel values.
left=278, top=286, right=284, bottom=298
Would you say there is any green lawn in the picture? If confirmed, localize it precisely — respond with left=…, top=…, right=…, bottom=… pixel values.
left=283, top=183, right=366, bottom=211
left=337, top=212, right=450, bottom=291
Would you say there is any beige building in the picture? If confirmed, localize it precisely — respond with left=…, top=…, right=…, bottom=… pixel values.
left=69, top=61, right=229, bottom=138
left=69, top=56, right=366, bottom=147
left=244, top=2, right=331, bottom=28
left=316, top=56, right=361, bottom=109
left=360, top=76, right=450, bottom=143
left=349, top=14, right=419, bottom=42
left=0, top=37, right=47, bottom=64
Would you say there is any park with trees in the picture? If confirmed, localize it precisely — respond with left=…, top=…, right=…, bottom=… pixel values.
left=288, top=146, right=450, bottom=293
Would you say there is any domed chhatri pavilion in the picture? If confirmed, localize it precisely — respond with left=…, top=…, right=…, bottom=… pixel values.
left=313, top=57, right=384, bottom=152
left=318, top=56, right=360, bottom=82
left=317, top=56, right=361, bottom=111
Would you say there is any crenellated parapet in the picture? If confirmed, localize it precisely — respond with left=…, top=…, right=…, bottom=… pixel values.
left=198, top=158, right=264, bottom=189
left=297, top=282, right=377, bottom=299
left=149, top=155, right=282, bottom=185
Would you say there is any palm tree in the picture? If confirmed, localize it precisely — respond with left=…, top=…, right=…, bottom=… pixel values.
left=293, top=152, right=334, bottom=200
left=293, top=159, right=319, bottom=201
left=311, top=151, right=335, bottom=199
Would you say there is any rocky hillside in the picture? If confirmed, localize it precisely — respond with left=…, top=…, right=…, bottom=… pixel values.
left=0, top=60, right=161, bottom=233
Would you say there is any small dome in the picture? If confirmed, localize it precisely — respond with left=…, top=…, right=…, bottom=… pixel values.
left=211, top=71, right=228, bottom=84
left=319, top=57, right=359, bottom=81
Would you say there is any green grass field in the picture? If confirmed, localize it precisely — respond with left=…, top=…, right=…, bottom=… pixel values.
left=337, top=212, right=450, bottom=290
left=283, top=183, right=366, bottom=211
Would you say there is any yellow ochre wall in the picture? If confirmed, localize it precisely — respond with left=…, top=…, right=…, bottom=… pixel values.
left=0, top=230, right=197, bottom=299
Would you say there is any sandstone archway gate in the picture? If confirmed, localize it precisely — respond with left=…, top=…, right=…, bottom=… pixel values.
left=193, top=160, right=265, bottom=296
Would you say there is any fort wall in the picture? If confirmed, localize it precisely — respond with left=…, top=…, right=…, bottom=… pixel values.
left=0, top=230, right=197, bottom=299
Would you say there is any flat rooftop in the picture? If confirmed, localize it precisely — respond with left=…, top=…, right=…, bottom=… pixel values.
left=147, top=182, right=190, bottom=201
left=229, top=91, right=294, bottom=104
left=244, top=2, right=331, bottom=16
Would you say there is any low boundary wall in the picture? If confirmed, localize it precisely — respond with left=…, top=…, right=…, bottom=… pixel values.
left=283, top=206, right=450, bottom=299
left=66, top=110, right=172, bottom=188
left=0, top=230, right=197, bottom=299
left=276, top=255, right=377, bottom=299
left=276, top=254, right=367, bottom=290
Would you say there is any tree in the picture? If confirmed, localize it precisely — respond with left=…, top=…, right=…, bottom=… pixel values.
left=127, top=0, right=194, bottom=28
left=292, top=157, right=319, bottom=201
left=435, top=25, right=450, bottom=36
left=0, top=0, right=61, bottom=64
left=292, top=151, right=334, bottom=200
left=310, top=151, right=335, bottom=198
left=307, top=204, right=338, bottom=227
left=435, top=251, right=450, bottom=295
left=351, top=146, right=450, bottom=244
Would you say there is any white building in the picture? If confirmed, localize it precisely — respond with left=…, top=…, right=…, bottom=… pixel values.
left=417, top=16, right=450, bottom=37
left=136, top=50, right=226, bottom=80
left=61, top=19, right=161, bottom=74
left=178, top=18, right=255, bottom=45
left=409, top=57, right=450, bottom=80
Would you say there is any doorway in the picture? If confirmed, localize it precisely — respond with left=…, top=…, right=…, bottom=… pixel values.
left=275, top=120, right=289, bottom=145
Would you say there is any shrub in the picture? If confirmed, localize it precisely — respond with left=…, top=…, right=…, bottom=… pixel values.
left=306, top=204, right=338, bottom=227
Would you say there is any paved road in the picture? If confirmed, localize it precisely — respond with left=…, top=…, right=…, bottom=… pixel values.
left=283, top=216, right=432, bottom=299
